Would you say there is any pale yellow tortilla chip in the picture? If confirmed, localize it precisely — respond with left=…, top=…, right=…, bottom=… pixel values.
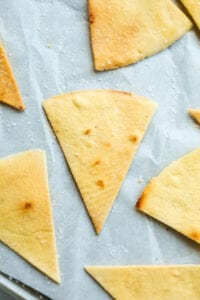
left=89, top=0, right=192, bottom=71
left=189, top=108, right=200, bottom=125
left=0, top=150, right=60, bottom=283
left=137, top=148, right=200, bottom=244
left=0, top=43, right=25, bottom=110
left=43, top=90, right=157, bottom=234
left=181, top=0, right=200, bottom=30
left=86, top=265, right=200, bottom=300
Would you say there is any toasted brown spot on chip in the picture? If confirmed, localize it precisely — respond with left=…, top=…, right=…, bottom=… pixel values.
left=136, top=182, right=153, bottom=210
left=92, top=160, right=101, bottom=166
left=84, top=129, right=92, bottom=135
left=189, top=230, right=200, bottom=242
left=90, top=13, right=95, bottom=24
left=129, top=135, right=138, bottom=143
left=96, top=180, right=105, bottom=188
left=21, top=201, right=33, bottom=211
left=136, top=194, right=145, bottom=210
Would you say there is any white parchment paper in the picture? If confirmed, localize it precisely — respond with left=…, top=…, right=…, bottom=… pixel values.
left=0, top=0, right=200, bottom=299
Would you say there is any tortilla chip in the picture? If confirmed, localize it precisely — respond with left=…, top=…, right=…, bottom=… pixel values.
left=89, top=0, right=192, bottom=71
left=0, top=150, right=60, bottom=283
left=86, top=265, right=200, bottom=300
left=181, top=0, right=200, bottom=30
left=0, top=43, right=25, bottom=110
left=137, top=148, right=200, bottom=244
left=43, top=90, right=157, bottom=234
left=189, top=109, right=200, bottom=125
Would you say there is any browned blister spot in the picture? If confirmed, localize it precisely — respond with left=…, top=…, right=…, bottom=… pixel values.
left=129, top=135, right=138, bottom=143
left=84, top=129, right=92, bottom=135
left=136, top=185, right=150, bottom=210
left=136, top=183, right=153, bottom=210
left=89, top=13, right=95, bottom=24
left=136, top=194, right=145, bottom=210
left=189, top=230, right=200, bottom=242
left=92, top=160, right=101, bottom=166
left=20, top=201, right=33, bottom=212
left=96, top=180, right=105, bottom=188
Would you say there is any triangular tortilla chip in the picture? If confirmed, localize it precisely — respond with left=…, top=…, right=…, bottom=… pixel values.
left=89, top=0, right=192, bottom=71
left=0, top=43, right=25, bottom=110
left=43, top=90, right=157, bottom=234
left=137, top=148, right=200, bottom=243
left=86, top=265, right=200, bottom=300
left=181, top=0, right=200, bottom=30
left=0, top=150, right=60, bottom=283
left=189, top=108, right=200, bottom=125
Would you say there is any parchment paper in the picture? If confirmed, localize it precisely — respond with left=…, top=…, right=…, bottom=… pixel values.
left=0, top=0, right=200, bottom=299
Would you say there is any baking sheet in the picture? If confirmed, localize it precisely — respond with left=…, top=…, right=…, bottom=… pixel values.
left=1, top=0, right=200, bottom=299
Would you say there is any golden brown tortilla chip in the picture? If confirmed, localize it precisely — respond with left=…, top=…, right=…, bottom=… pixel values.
left=0, top=150, right=60, bottom=283
left=137, top=148, right=200, bottom=244
left=86, top=265, right=200, bottom=300
left=0, top=43, right=25, bottom=110
left=89, top=0, right=192, bottom=71
left=43, top=90, right=157, bottom=234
